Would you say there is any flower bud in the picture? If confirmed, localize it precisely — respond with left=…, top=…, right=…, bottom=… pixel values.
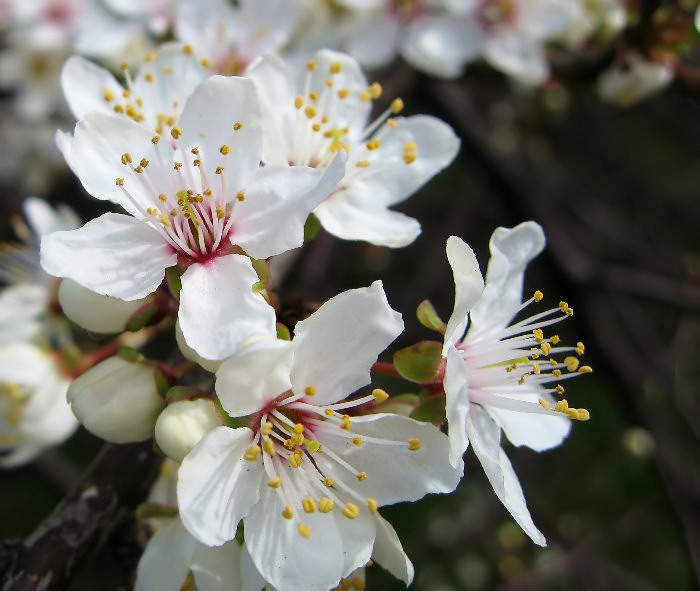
left=154, top=398, right=223, bottom=463
left=58, top=278, right=150, bottom=333
left=67, top=356, right=164, bottom=443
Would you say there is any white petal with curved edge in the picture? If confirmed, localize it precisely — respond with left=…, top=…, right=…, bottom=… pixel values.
left=444, top=235, right=484, bottom=352
left=61, top=55, right=122, bottom=120
left=179, top=254, right=277, bottom=361
left=319, top=413, right=463, bottom=504
left=135, top=519, right=198, bottom=591
left=345, top=12, right=400, bottom=69
left=71, top=112, right=162, bottom=216
left=290, top=281, right=403, bottom=405
left=467, top=405, right=546, bottom=546
left=178, top=426, right=264, bottom=547
left=487, top=392, right=571, bottom=451
left=24, top=196, right=80, bottom=237
left=469, top=221, right=545, bottom=332
left=483, top=31, right=548, bottom=86
left=233, top=155, right=344, bottom=259
left=178, top=76, right=262, bottom=191
left=40, top=213, right=176, bottom=300
left=244, top=484, right=374, bottom=591
left=314, top=189, right=421, bottom=248
left=0, top=285, right=46, bottom=346
left=444, top=345, right=471, bottom=466
left=216, top=339, right=294, bottom=417
left=373, top=515, right=414, bottom=585
left=353, top=115, right=460, bottom=206
left=191, top=537, right=244, bottom=591
left=240, top=543, right=270, bottom=591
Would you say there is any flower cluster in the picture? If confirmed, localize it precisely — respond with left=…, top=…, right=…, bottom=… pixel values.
left=0, top=1, right=631, bottom=589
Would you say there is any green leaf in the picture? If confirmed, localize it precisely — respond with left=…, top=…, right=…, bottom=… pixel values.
left=251, top=258, right=269, bottom=293
left=165, top=385, right=205, bottom=404
left=410, top=394, right=446, bottom=425
left=166, top=267, right=182, bottom=300
left=116, top=346, right=145, bottom=364
left=393, top=340, right=444, bottom=383
left=416, top=299, right=447, bottom=333
left=276, top=322, right=291, bottom=340
left=303, top=213, right=321, bottom=242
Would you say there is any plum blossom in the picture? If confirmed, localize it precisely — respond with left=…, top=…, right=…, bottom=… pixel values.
left=246, top=49, right=460, bottom=247
left=598, top=52, right=674, bottom=107
left=41, top=75, right=344, bottom=360
left=175, top=0, right=301, bottom=75
left=408, top=0, right=581, bottom=85
left=0, top=342, right=77, bottom=467
left=442, top=222, right=591, bottom=545
left=178, top=282, right=459, bottom=591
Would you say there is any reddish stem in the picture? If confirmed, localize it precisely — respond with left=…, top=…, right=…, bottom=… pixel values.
left=371, top=361, right=401, bottom=378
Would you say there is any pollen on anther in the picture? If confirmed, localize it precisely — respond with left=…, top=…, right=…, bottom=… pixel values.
left=235, top=190, right=245, bottom=201
left=306, top=59, right=317, bottom=71
left=288, top=452, right=302, bottom=468
left=262, top=438, right=276, bottom=456
left=304, top=385, right=316, bottom=396
left=342, top=502, right=359, bottom=519
left=220, top=144, right=230, bottom=155
left=144, top=72, right=155, bottom=83
left=302, top=497, right=316, bottom=513
left=319, top=497, right=334, bottom=513
left=367, top=498, right=378, bottom=514
left=534, top=290, right=544, bottom=302
left=102, top=88, right=114, bottom=102
left=352, top=436, right=362, bottom=447
left=115, top=177, right=124, bottom=186
left=329, top=61, right=342, bottom=74
left=576, top=342, right=585, bottom=355
left=120, top=152, right=132, bottom=165
left=151, top=135, right=160, bottom=144
left=183, top=44, right=194, bottom=55
left=538, top=397, right=551, bottom=410
left=294, top=95, right=304, bottom=109
left=391, top=98, right=404, bottom=114
left=356, top=471, right=367, bottom=481
left=356, top=160, right=371, bottom=168
left=407, top=438, right=421, bottom=451
left=215, top=166, right=224, bottom=174
left=282, top=505, right=294, bottom=519
left=267, top=476, right=281, bottom=488
left=372, top=388, right=389, bottom=403
left=233, top=121, right=243, bottom=131
left=579, top=365, right=593, bottom=374
left=297, top=523, right=311, bottom=539
left=555, top=384, right=566, bottom=395
left=369, top=82, right=382, bottom=99
left=323, top=477, right=334, bottom=487
left=171, top=127, right=182, bottom=139
left=337, top=88, right=349, bottom=99
left=244, top=445, right=260, bottom=462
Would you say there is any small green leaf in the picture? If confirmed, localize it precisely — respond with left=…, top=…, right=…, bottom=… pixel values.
left=416, top=299, right=447, bottom=333
left=410, top=394, right=446, bottom=425
left=117, top=346, right=145, bottom=364
left=125, top=300, right=160, bottom=332
left=393, top=340, right=443, bottom=383
left=276, top=322, right=291, bottom=341
left=153, top=365, right=173, bottom=397
left=251, top=258, right=269, bottom=293
left=166, top=267, right=182, bottom=300
left=165, top=385, right=205, bottom=404
left=303, top=213, right=321, bottom=242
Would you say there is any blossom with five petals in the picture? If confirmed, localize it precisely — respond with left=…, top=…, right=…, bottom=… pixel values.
left=178, top=281, right=461, bottom=591
left=442, top=222, right=591, bottom=545
left=41, top=75, right=344, bottom=360
left=246, top=49, right=460, bottom=247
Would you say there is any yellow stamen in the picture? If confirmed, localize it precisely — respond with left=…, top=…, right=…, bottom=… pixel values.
left=407, top=438, right=421, bottom=451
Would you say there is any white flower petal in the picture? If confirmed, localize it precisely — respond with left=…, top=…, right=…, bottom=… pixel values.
left=484, top=31, right=548, bottom=86
left=240, top=543, right=270, bottom=591
left=444, top=235, right=484, bottom=351
left=178, top=75, right=262, bottom=191
left=216, top=339, right=294, bottom=417
left=520, top=0, right=580, bottom=39
left=244, top=485, right=373, bottom=591
left=178, top=426, right=264, bottom=546
left=191, top=537, right=244, bottom=591
left=0, top=284, right=46, bottom=346
left=444, top=345, right=471, bottom=466
left=469, top=221, right=545, bottom=331
left=234, top=156, right=345, bottom=259
left=314, top=188, right=421, bottom=248
left=71, top=112, right=162, bottom=216
left=40, top=213, right=176, bottom=300
left=466, top=405, right=546, bottom=546
left=135, top=519, right=199, bottom=591
left=345, top=12, right=400, bottom=69
left=24, top=196, right=80, bottom=237
left=373, top=515, right=414, bottom=585
left=320, top=413, right=463, bottom=504
left=179, top=254, right=277, bottom=361
left=290, top=281, right=403, bottom=405
left=487, top=392, right=571, bottom=451
left=61, top=55, right=122, bottom=120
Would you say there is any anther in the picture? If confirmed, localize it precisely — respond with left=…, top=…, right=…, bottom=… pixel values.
left=391, top=98, right=404, bottom=114
left=550, top=335, right=560, bottom=344
left=367, top=498, right=378, bottom=514
left=115, top=178, right=124, bottom=186
left=244, top=446, right=260, bottom=462
left=369, top=82, right=382, bottom=99
left=372, top=388, right=389, bottom=403
left=541, top=342, right=552, bottom=356
left=356, top=160, right=371, bottom=168
left=319, top=497, right=334, bottom=513
left=288, top=452, right=302, bottom=468
left=356, top=472, right=368, bottom=481
left=297, top=524, right=311, bottom=539
left=304, top=385, right=316, bottom=396
left=267, top=477, right=281, bottom=488
left=215, top=166, right=224, bottom=174
left=236, top=190, right=245, bottom=201
left=233, top=121, right=243, bottom=131
left=534, top=290, right=544, bottom=302
left=337, top=88, right=349, bottom=99
left=306, top=59, right=317, bottom=71
left=294, top=95, right=304, bottom=109
left=294, top=423, right=304, bottom=434
left=352, top=436, right=362, bottom=447
left=102, top=88, right=114, bottom=102
left=262, top=421, right=273, bottom=436
left=282, top=505, right=294, bottom=519
left=144, top=72, right=155, bottom=82
left=144, top=52, right=155, bottom=62
left=323, top=477, right=334, bottom=487
left=171, top=127, right=182, bottom=139
left=151, top=135, right=160, bottom=144
left=342, top=502, right=360, bottom=519
left=329, top=61, right=342, bottom=74
left=538, top=397, right=551, bottom=410
left=302, top=497, right=316, bottom=513
left=579, top=365, right=593, bottom=374
left=555, top=384, right=565, bottom=395
left=304, top=105, right=317, bottom=119
left=139, top=158, right=149, bottom=168
left=366, top=139, right=381, bottom=150
left=564, top=356, right=580, bottom=372
left=220, top=144, right=230, bottom=155
left=341, top=415, right=351, bottom=430
left=576, top=342, right=585, bottom=355
left=262, top=438, right=276, bottom=456
left=183, top=44, right=194, bottom=55
left=407, top=438, right=422, bottom=451
left=120, top=152, right=132, bottom=165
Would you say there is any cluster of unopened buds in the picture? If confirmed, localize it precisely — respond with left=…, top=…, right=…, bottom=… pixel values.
left=9, top=1, right=681, bottom=589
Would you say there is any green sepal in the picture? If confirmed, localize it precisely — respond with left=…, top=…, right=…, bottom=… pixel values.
left=116, top=346, right=145, bottom=364
left=251, top=258, right=269, bottom=293
left=375, top=393, right=420, bottom=415
left=165, top=385, right=205, bottom=404
left=410, top=393, right=447, bottom=425
left=125, top=299, right=161, bottom=332
left=166, top=267, right=182, bottom=300
left=416, top=299, right=447, bottom=333
left=136, top=502, right=178, bottom=521
left=393, top=340, right=443, bottom=384
left=153, top=365, right=174, bottom=398
left=276, top=322, right=292, bottom=340
left=303, top=213, right=321, bottom=242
